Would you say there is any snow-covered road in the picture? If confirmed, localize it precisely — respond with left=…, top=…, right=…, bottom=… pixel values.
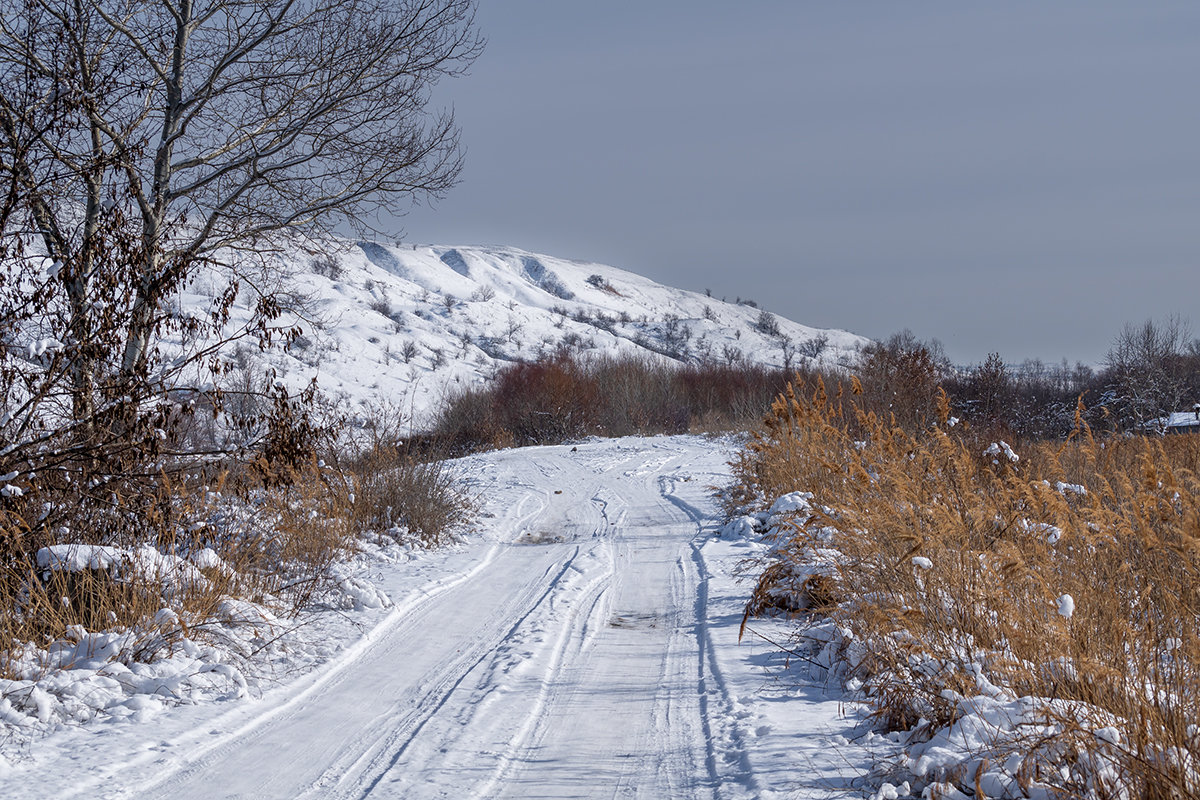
left=8, top=437, right=873, bottom=799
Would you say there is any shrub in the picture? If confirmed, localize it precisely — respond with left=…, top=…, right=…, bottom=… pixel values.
left=0, top=454, right=357, bottom=681
left=431, top=353, right=797, bottom=449
left=796, top=334, right=828, bottom=361
left=310, top=253, right=343, bottom=279
left=753, top=310, right=781, bottom=337
left=585, top=274, right=619, bottom=295
left=369, top=298, right=392, bottom=318
left=345, top=447, right=473, bottom=548
left=855, top=330, right=949, bottom=431
left=469, top=285, right=496, bottom=303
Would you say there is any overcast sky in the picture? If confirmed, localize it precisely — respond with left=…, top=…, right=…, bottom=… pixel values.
left=394, top=2, right=1200, bottom=366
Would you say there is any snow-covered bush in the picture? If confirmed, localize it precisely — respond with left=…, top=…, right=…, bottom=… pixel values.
left=753, top=310, right=782, bottom=337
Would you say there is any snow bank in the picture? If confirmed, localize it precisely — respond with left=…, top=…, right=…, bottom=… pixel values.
left=36, top=544, right=211, bottom=591
left=0, top=626, right=251, bottom=736
left=4, top=535, right=399, bottom=744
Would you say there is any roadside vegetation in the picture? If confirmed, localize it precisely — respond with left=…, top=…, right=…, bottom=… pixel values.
left=428, top=352, right=799, bottom=450
left=0, top=395, right=475, bottom=681
left=729, top=324, right=1200, bottom=799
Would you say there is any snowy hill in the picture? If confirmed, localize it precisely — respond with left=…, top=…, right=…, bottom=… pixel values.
left=188, top=240, right=868, bottom=427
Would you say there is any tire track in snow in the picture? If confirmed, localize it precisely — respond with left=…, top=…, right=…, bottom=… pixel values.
left=589, top=486, right=629, bottom=534
left=611, top=541, right=707, bottom=800
left=88, top=542, right=504, bottom=800
left=123, top=440, right=759, bottom=800
left=498, top=443, right=711, bottom=800
left=144, top=548, right=560, bottom=800
left=606, top=453, right=712, bottom=800
left=321, top=546, right=592, bottom=800
left=462, top=442, right=708, bottom=800
left=131, top=488, right=559, bottom=800
left=314, top=464, right=623, bottom=799
left=468, top=544, right=616, bottom=800
left=658, top=472, right=761, bottom=799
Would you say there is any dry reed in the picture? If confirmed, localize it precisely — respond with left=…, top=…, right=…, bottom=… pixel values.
left=734, top=378, right=1200, bottom=799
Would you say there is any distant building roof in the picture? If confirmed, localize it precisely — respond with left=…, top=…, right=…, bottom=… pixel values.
left=1164, top=409, right=1200, bottom=430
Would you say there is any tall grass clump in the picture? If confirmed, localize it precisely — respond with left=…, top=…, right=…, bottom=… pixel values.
left=340, top=401, right=475, bottom=547
left=733, top=378, right=1200, bottom=799
left=344, top=445, right=474, bottom=548
left=0, top=440, right=357, bottom=681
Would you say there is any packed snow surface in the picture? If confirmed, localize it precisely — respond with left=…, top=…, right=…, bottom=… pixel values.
left=2, top=436, right=877, bottom=799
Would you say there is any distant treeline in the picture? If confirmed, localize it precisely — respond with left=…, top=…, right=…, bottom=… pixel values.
left=418, top=316, right=1200, bottom=453
left=853, top=317, right=1200, bottom=438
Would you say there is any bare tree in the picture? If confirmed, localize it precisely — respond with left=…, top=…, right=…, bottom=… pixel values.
left=1, top=0, right=482, bottom=389
left=1104, top=315, right=1192, bottom=430
left=972, top=351, right=1012, bottom=426
left=0, top=0, right=481, bottom=555
left=796, top=334, right=829, bottom=361
left=778, top=334, right=794, bottom=371
left=856, top=330, right=949, bottom=431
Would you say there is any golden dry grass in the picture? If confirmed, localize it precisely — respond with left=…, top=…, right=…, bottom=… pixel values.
left=343, top=445, right=475, bottom=548
left=733, top=378, right=1200, bottom=799
left=0, top=449, right=472, bottom=681
left=0, top=464, right=343, bottom=678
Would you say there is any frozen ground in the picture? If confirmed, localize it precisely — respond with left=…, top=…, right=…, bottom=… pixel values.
left=1, top=436, right=881, bottom=800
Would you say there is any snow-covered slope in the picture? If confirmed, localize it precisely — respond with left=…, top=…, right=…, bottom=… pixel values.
left=186, top=241, right=867, bottom=426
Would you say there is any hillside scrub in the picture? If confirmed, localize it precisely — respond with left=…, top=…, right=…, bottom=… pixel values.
left=730, top=378, right=1200, bottom=799
left=430, top=353, right=802, bottom=449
